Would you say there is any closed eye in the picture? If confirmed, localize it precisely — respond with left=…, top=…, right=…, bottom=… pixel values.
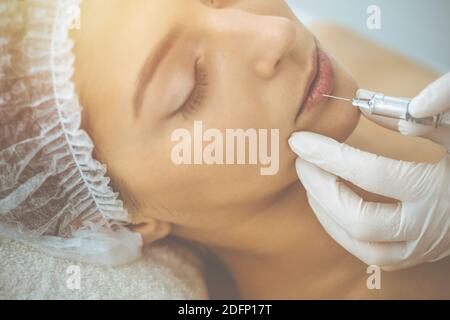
left=180, top=58, right=209, bottom=118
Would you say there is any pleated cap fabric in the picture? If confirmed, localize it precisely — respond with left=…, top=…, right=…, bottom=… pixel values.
left=0, top=0, right=143, bottom=266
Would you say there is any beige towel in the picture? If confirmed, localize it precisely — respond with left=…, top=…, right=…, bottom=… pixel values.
left=0, top=237, right=208, bottom=300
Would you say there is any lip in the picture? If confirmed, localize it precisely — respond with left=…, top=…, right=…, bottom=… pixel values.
left=296, top=44, right=335, bottom=118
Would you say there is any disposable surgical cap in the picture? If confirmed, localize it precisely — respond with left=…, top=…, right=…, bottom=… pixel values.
left=0, top=0, right=143, bottom=266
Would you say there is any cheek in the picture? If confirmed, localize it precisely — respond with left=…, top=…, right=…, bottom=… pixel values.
left=147, top=115, right=291, bottom=212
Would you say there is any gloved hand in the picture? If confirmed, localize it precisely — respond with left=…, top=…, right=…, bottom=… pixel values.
left=288, top=72, right=450, bottom=271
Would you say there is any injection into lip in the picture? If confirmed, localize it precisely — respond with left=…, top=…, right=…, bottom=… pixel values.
left=323, top=92, right=450, bottom=128
left=322, top=94, right=352, bottom=102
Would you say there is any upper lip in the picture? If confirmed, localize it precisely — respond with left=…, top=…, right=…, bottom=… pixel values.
left=296, top=42, right=319, bottom=119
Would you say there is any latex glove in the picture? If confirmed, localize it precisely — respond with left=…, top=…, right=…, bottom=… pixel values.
left=288, top=73, right=450, bottom=271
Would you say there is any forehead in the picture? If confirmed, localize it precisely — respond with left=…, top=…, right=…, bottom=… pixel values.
left=75, top=0, right=200, bottom=84
left=88, top=0, right=197, bottom=30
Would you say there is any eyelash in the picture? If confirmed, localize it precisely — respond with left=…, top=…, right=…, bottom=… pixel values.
left=181, top=59, right=209, bottom=118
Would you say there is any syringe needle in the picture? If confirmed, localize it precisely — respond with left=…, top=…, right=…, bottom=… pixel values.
left=322, top=94, right=352, bottom=102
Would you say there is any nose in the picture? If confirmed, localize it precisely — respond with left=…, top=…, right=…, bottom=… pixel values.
left=209, top=9, right=298, bottom=80
left=251, top=16, right=297, bottom=79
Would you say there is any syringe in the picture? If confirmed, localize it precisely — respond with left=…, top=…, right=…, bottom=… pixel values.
left=324, top=92, right=450, bottom=128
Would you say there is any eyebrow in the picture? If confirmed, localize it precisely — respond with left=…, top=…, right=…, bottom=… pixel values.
left=133, top=27, right=182, bottom=117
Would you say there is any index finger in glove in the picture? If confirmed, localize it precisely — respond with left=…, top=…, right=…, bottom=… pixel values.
left=289, top=132, right=432, bottom=201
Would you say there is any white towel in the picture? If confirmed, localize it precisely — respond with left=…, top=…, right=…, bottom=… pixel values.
left=0, top=237, right=208, bottom=300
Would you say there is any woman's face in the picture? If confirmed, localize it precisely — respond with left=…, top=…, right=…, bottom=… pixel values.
left=73, top=0, right=359, bottom=232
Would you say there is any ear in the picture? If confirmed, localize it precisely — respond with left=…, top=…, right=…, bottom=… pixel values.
left=129, top=217, right=171, bottom=246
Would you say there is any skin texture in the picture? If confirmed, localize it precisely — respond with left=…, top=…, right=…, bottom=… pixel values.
left=72, top=1, right=450, bottom=298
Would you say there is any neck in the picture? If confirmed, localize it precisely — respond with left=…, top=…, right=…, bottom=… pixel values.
left=176, top=181, right=366, bottom=299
